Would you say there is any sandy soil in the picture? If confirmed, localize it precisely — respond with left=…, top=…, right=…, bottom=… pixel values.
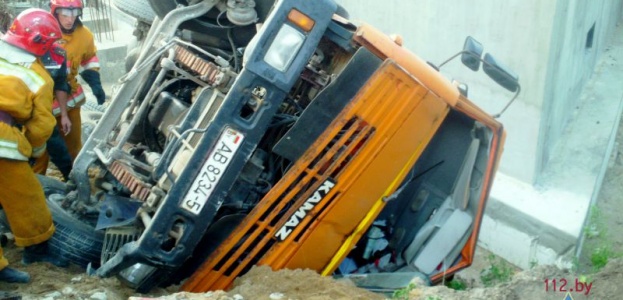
left=1, top=241, right=622, bottom=300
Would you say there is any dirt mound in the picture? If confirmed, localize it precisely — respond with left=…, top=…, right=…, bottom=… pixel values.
left=229, top=266, right=384, bottom=300
left=1, top=243, right=621, bottom=300
left=586, top=258, right=623, bottom=299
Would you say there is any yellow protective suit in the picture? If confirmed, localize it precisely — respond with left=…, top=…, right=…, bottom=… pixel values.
left=31, top=149, right=49, bottom=175
left=0, top=61, right=55, bottom=160
left=53, top=24, right=99, bottom=160
left=0, top=160, right=56, bottom=269
left=0, top=48, right=57, bottom=270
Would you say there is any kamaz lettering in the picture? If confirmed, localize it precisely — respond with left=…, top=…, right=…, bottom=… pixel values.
left=274, top=179, right=336, bottom=241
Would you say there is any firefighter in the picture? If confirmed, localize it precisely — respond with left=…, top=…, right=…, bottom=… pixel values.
left=31, top=42, right=74, bottom=180
left=0, top=8, right=69, bottom=283
left=2, top=15, right=74, bottom=181
left=49, top=0, right=105, bottom=161
left=0, top=4, right=73, bottom=181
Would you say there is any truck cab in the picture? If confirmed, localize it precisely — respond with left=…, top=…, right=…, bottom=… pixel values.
left=41, top=0, right=517, bottom=293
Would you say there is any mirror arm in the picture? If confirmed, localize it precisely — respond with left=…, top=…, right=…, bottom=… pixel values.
left=479, top=57, right=521, bottom=118
left=437, top=51, right=468, bottom=69
left=493, top=85, right=521, bottom=118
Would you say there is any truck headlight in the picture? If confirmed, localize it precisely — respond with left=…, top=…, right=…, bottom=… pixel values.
left=264, top=24, right=305, bottom=72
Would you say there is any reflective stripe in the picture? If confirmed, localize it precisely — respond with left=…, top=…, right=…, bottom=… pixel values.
left=80, top=56, right=100, bottom=71
left=31, top=144, right=46, bottom=158
left=0, top=60, right=45, bottom=94
left=81, top=62, right=100, bottom=70
left=0, top=139, right=28, bottom=161
left=52, top=86, right=85, bottom=116
left=17, top=62, right=33, bottom=69
left=0, top=41, right=36, bottom=64
left=45, top=65, right=62, bottom=70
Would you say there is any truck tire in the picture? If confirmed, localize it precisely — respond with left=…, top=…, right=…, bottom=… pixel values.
left=147, top=0, right=274, bottom=48
left=81, top=110, right=103, bottom=144
left=39, top=176, right=104, bottom=268
left=113, top=0, right=155, bottom=24
left=335, top=4, right=349, bottom=19
left=81, top=98, right=106, bottom=113
left=81, top=122, right=96, bottom=145
left=147, top=0, right=348, bottom=48
left=47, top=198, right=104, bottom=268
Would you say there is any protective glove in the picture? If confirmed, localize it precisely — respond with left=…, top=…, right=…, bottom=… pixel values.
left=81, top=69, right=106, bottom=105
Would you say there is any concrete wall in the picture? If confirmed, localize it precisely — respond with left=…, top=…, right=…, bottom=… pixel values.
left=539, top=0, right=623, bottom=179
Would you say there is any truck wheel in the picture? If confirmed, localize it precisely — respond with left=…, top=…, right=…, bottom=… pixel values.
left=147, top=0, right=348, bottom=49
left=39, top=176, right=104, bottom=268
left=81, top=98, right=106, bottom=113
left=47, top=198, right=104, bottom=268
left=113, top=0, right=155, bottom=24
left=81, top=122, right=96, bottom=145
left=335, top=4, right=349, bottom=19
left=81, top=111, right=102, bottom=144
left=147, top=0, right=275, bottom=48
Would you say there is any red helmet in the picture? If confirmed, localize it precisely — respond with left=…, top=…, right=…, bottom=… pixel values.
left=50, top=0, right=83, bottom=17
left=2, top=8, right=62, bottom=56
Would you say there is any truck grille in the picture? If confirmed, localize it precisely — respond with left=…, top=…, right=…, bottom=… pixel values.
left=101, top=227, right=141, bottom=265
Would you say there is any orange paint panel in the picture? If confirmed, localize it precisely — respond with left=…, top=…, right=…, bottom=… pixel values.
left=353, top=24, right=460, bottom=106
left=182, top=60, right=450, bottom=292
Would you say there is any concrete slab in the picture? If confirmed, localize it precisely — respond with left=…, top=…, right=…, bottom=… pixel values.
left=479, top=23, right=623, bottom=269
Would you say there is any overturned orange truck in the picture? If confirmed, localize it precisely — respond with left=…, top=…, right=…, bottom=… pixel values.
left=41, top=0, right=519, bottom=294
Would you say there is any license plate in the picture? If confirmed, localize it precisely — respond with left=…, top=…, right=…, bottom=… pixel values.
left=181, top=127, right=244, bottom=215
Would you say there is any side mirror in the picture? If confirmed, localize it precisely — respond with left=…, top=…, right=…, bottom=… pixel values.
left=461, top=36, right=483, bottom=71
left=437, top=37, right=521, bottom=118
left=482, top=53, right=519, bottom=93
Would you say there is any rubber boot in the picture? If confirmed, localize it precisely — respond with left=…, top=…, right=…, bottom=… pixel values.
left=22, top=241, right=69, bottom=268
left=0, top=267, right=30, bottom=283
